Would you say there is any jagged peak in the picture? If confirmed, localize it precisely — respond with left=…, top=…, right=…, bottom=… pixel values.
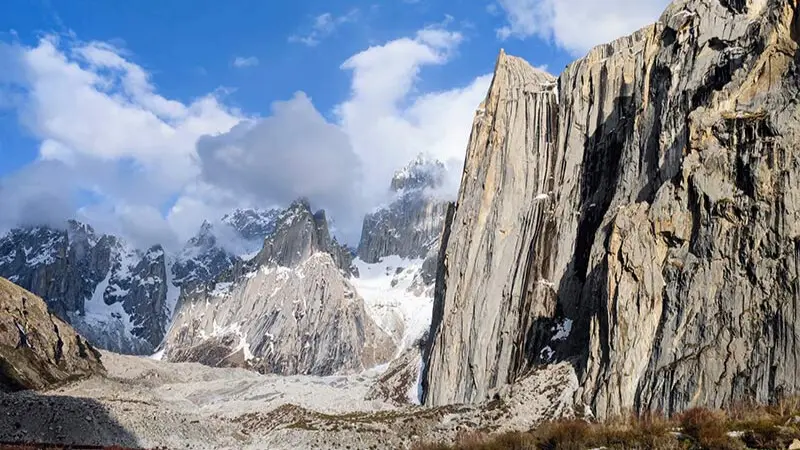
left=287, top=197, right=312, bottom=212
left=390, top=153, right=447, bottom=192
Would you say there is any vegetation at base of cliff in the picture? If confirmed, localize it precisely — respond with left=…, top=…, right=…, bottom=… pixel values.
left=413, top=399, right=800, bottom=450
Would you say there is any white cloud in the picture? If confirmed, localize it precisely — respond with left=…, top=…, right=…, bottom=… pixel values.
left=495, top=0, right=669, bottom=54
left=0, top=36, right=241, bottom=248
left=193, top=92, right=364, bottom=241
left=337, top=26, right=489, bottom=212
left=232, top=56, right=259, bottom=68
left=289, top=10, right=359, bottom=47
left=0, top=25, right=491, bottom=248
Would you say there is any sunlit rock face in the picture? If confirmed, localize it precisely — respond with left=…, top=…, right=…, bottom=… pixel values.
left=424, top=0, right=800, bottom=419
left=162, top=199, right=396, bottom=376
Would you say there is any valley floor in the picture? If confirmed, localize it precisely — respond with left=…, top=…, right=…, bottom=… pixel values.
left=0, top=352, right=576, bottom=449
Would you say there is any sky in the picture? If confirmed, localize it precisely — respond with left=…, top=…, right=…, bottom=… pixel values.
left=0, top=0, right=670, bottom=250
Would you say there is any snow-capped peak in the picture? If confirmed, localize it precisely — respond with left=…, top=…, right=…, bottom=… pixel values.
left=220, top=208, right=281, bottom=241
left=390, top=153, right=446, bottom=192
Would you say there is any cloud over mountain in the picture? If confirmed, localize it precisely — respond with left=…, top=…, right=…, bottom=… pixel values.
left=0, top=27, right=489, bottom=248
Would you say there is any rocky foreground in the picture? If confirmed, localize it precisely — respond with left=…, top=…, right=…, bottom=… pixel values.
left=0, top=351, right=576, bottom=450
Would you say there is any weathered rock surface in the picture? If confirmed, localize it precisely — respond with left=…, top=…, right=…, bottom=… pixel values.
left=0, top=277, right=104, bottom=392
left=255, top=199, right=356, bottom=275
left=424, top=0, right=800, bottom=419
left=423, top=52, right=559, bottom=407
left=163, top=199, right=395, bottom=376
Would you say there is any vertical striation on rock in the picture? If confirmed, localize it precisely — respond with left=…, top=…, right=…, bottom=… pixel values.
left=424, top=0, right=800, bottom=418
left=423, top=51, right=559, bottom=406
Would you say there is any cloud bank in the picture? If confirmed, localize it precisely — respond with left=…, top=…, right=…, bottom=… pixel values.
left=0, top=28, right=490, bottom=248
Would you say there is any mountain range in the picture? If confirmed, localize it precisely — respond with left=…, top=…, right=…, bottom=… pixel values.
left=2, top=1, right=800, bottom=442
left=0, top=155, right=448, bottom=380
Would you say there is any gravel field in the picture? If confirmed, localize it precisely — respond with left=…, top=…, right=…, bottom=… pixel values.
left=0, top=352, right=575, bottom=449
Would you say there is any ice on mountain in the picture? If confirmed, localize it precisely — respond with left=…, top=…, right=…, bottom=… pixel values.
left=351, top=256, right=433, bottom=352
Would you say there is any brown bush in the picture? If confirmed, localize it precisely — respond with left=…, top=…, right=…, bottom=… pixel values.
left=411, top=430, right=536, bottom=450
left=532, top=419, right=592, bottom=450
left=678, top=408, right=740, bottom=450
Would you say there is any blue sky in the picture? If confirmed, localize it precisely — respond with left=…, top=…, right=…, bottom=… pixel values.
left=0, top=0, right=668, bottom=248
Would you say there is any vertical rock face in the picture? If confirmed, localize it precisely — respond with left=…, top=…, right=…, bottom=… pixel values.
left=424, top=0, right=800, bottom=418
left=0, top=222, right=172, bottom=355
left=255, top=199, right=355, bottom=275
left=162, top=198, right=395, bottom=376
left=422, top=53, right=559, bottom=407
left=0, top=277, right=104, bottom=392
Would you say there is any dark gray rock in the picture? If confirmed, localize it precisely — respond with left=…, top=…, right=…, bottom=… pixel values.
left=0, top=222, right=171, bottom=355
left=357, top=155, right=450, bottom=264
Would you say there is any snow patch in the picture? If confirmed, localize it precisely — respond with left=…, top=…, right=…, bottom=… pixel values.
left=351, top=256, right=434, bottom=353
left=83, top=270, right=135, bottom=336
left=552, top=319, right=573, bottom=341
left=411, top=356, right=425, bottom=405
left=210, top=321, right=255, bottom=361
left=540, top=346, right=555, bottom=362
left=165, top=258, right=181, bottom=318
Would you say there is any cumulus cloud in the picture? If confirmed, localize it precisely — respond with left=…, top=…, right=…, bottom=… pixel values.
left=0, top=35, right=241, bottom=248
left=232, top=56, right=259, bottom=68
left=0, top=25, right=490, bottom=248
left=194, top=92, right=364, bottom=241
left=337, top=26, right=489, bottom=211
left=289, top=10, right=360, bottom=47
left=494, top=0, right=669, bottom=54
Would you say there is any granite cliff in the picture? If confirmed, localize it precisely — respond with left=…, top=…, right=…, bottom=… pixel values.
left=0, top=222, right=173, bottom=355
left=424, top=0, right=800, bottom=419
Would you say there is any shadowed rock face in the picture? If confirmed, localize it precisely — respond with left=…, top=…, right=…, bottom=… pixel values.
left=0, top=221, right=171, bottom=355
left=0, top=277, right=104, bottom=392
left=424, top=0, right=800, bottom=419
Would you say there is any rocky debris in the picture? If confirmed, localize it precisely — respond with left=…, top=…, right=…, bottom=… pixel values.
left=0, top=278, right=104, bottom=392
left=357, top=155, right=450, bottom=264
left=0, top=222, right=171, bottom=355
left=365, top=344, right=424, bottom=406
left=0, top=351, right=575, bottom=450
left=424, top=0, right=800, bottom=419
left=0, top=393, right=139, bottom=448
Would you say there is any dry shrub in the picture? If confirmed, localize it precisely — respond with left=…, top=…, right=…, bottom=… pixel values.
left=678, top=408, right=740, bottom=450
left=595, top=412, right=677, bottom=449
left=532, top=419, right=592, bottom=450
left=412, top=430, right=536, bottom=450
